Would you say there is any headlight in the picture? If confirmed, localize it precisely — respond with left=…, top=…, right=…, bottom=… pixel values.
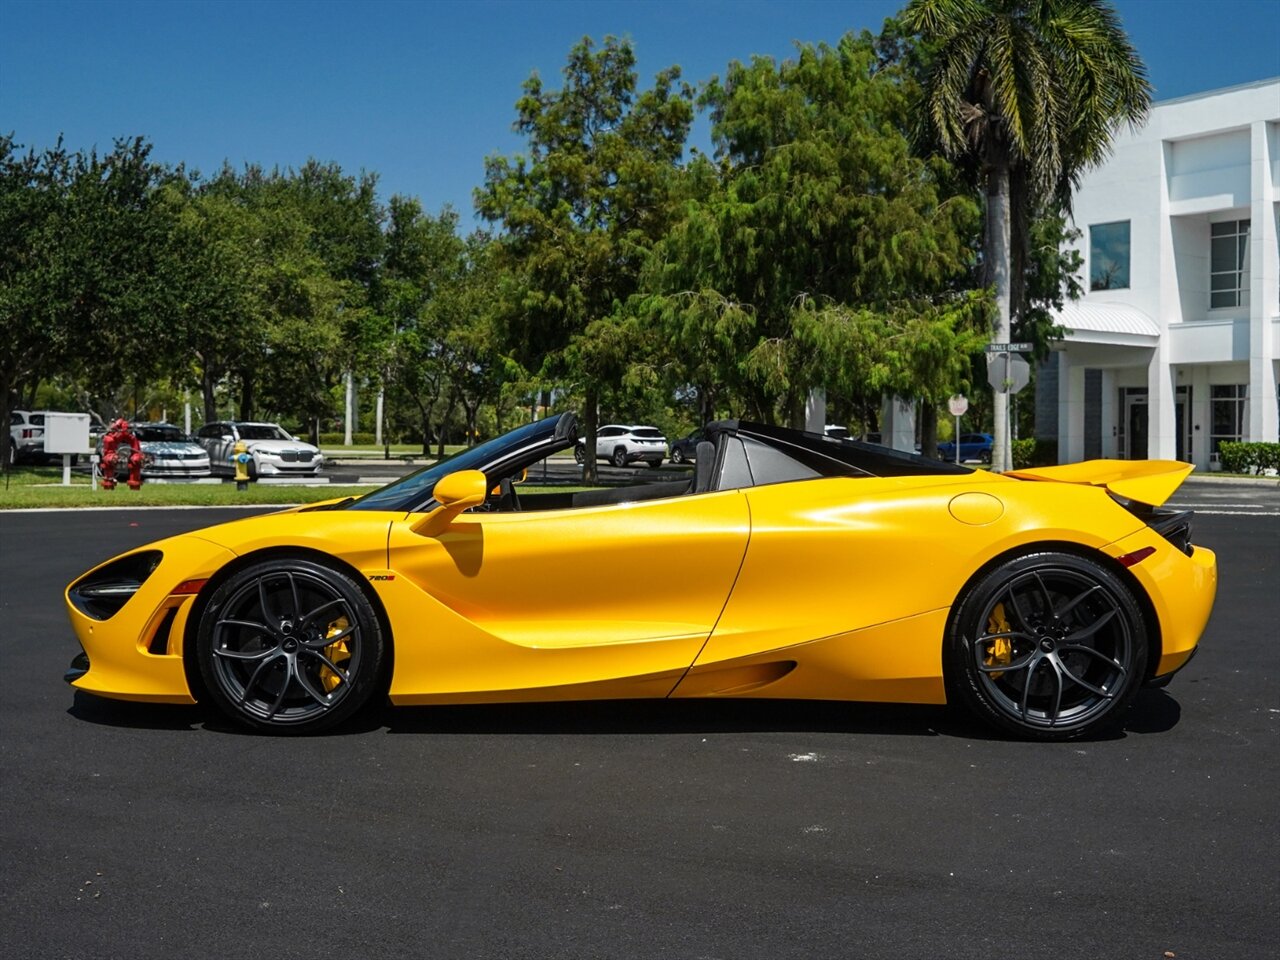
left=68, top=550, right=163, bottom=620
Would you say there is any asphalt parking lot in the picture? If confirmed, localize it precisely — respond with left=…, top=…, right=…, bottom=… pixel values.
left=1, top=484, right=1277, bottom=959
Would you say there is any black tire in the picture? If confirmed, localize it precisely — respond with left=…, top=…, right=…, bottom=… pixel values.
left=980, top=449, right=992, bottom=465
left=945, top=551, right=1147, bottom=741
left=671, top=447, right=685, bottom=465
left=612, top=447, right=628, bottom=468
left=196, top=558, right=387, bottom=734
left=574, top=444, right=586, bottom=464
left=645, top=458, right=663, bottom=469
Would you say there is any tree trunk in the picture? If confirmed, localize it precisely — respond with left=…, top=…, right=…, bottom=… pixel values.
left=424, top=401, right=440, bottom=455
left=201, top=367, right=218, bottom=424
left=238, top=371, right=255, bottom=421
left=436, top=399, right=456, bottom=457
left=698, top=383, right=714, bottom=425
left=988, top=162, right=1013, bottom=472
left=582, top=385, right=598, bottom=484
left=0, top=374, right=13, bottom=471
left=919, top=402, right=938, bottom=459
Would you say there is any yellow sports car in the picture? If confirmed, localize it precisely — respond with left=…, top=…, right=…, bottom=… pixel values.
left=64, top=414, right=1216, bottom=740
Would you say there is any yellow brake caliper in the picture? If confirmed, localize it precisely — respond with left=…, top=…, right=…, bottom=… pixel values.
left=320, top=616, right=352, bottom=693
left=985, top=603, right=1013, bottom=680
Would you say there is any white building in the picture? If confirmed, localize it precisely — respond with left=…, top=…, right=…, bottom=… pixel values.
left=1041, top=77, right=1279, bottom=468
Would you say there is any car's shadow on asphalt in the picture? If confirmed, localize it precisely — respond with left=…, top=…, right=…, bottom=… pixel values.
left=67, top=687, right=1182, bottom=741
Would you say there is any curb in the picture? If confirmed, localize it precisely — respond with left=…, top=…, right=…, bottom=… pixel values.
left=1184, top=474, right=1280, bottom=488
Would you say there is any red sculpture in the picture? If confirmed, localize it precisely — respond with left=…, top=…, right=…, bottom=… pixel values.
left=101, top=419, right=144, bottom=491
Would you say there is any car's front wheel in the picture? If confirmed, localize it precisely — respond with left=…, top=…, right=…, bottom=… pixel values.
left=945, top=552, right=1147, bottom=741
left=195, top=558, right=387, bottom=734
left=574, top=444, right=586, bottom=464
left=671, top=447, right=685, bottom=465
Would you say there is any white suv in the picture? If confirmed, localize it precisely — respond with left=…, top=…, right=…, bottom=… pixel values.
left=575, top=424, right=667, bottom=468
left=8, top=410, right=46, bottom=465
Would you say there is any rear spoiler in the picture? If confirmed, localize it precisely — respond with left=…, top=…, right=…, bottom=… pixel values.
left=1004, top=459, right=1193, bottom=507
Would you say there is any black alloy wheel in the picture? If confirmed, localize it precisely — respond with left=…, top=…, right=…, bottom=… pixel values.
left=612, top=447, right=628, bottom=468
left=196, top=558, right=386, bottom=734
left=574, top=444, right=586, bottom=464
left=946, top=552, right=1147, bottom=740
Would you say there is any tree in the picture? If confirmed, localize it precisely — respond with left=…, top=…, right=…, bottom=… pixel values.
left=642, top=29, right=983, bottom=432
left=376, top=198, right=469, bottom=454
left=1, top=136, right=175, bottom=467
left=902, top=0, right=1151, bottom=469
left=157, top=171, right=265, bottom=424
left=477, top=36, right=694, bottom=481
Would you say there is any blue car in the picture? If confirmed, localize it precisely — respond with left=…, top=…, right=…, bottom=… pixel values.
left=938, top=432, right=993, bottom=463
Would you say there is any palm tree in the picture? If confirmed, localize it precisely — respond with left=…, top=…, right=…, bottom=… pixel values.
left=902, top=0, right=1151, bottom=470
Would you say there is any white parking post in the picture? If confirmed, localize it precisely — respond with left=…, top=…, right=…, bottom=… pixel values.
left=948, top=395, right=968, bottom=466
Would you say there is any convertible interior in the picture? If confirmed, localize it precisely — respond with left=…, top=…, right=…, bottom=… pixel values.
left=481, top=413, right=970, bottom=514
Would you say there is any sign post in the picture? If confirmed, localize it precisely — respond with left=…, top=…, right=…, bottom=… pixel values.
left=947, top=395, right=968, bottom=465
left=985, top=343, right=1033, bottom=472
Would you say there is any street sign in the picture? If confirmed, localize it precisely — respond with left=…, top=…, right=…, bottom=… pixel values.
left=985, top=342, right=1033, bottom=353
left=987, top=353, right=1031, bottom=394
left=948, top=395, right=968, bottom=417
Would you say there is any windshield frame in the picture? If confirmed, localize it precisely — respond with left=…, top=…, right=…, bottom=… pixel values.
left=344, top=413, right=577, bottom=514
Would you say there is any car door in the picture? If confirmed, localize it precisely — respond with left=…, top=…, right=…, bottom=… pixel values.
left=385, top=489, right=750, bottom=701
left=595, top=426, right=621, bottom=459
left=202, top=423, right=235, bottom=473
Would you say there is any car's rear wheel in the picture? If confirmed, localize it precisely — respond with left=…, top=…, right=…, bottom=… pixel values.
left=612, top=447, right=628, bottom=468
left=196, top=558, right=386, bottom=734
left=574, top=444, right=586, bottom=464
left=946, top=552, right=1147, bottom=741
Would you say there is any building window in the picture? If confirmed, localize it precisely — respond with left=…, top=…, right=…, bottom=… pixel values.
left=1210, top=219, right=1250, bottom=308
left=1089, top=221, right=1130, bottom=291
left=1209, top=384, right=1247, bottom=460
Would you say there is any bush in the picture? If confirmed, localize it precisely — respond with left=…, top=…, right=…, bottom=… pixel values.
left=317, top=432, right=377, bottom=446
left=1217, top=441, right=1280, bottom=475
left=1012, top=438, right=1058, bottom=469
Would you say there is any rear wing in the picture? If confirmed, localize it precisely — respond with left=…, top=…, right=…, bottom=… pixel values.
left=1004, top=459, right=1193, bottom=507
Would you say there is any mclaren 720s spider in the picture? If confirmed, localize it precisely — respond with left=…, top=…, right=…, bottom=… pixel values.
left=64, top=414, right=1216, bottom=740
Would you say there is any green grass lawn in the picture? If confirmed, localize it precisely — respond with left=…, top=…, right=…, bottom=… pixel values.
left=0, top=465, right=596, bottom=509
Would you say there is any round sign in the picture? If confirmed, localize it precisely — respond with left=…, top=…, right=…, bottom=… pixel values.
left=948, top=394, right=968, bottom=417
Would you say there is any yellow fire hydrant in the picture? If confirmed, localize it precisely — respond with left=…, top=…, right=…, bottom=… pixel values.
left=232, top=440, right=252, bottom=491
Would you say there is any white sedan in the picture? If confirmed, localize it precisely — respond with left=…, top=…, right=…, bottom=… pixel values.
left=197, top=421, right=325, bottom=477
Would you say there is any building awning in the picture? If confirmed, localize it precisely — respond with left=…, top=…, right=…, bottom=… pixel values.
left=1054, top=301, right=1160, bottom=346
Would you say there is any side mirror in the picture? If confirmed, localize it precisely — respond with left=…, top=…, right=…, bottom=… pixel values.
left=410, top=469, right=489, bottom=537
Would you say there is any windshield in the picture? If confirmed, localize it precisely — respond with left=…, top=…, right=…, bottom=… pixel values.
left=346, top=415, right=568, bottom=513
left=135, top=426, right=185, bottom=443
left=238, top=424, right=293, bottom=441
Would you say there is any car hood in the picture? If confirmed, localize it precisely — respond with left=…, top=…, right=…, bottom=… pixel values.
left=140, top=441, right=207, bottom=457
left=1005, top=459, right=1193, bottom=507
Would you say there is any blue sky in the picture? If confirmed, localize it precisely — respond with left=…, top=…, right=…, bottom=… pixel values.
left=4, top=0, right=1279, bottom=226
